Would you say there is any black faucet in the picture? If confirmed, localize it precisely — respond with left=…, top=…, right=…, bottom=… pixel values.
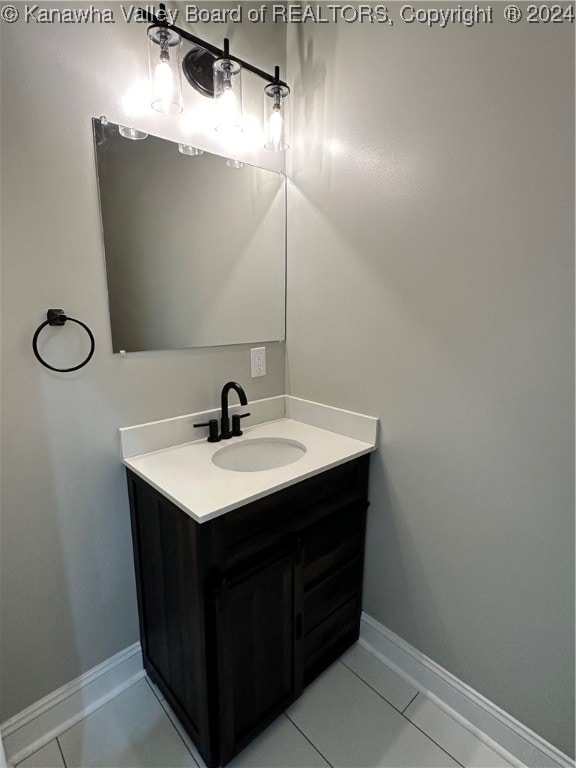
left=193, top=382, right=250, bottom=442
left=220, top=381, right=249, bottom=439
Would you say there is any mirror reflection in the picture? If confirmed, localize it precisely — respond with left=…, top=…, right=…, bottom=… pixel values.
left=93, top=118, right=286, bottom=352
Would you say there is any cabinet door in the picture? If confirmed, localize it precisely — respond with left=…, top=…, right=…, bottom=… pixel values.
left=215, top=543, right=302, bottom=766
left=128, top=473, right=214, bottom=765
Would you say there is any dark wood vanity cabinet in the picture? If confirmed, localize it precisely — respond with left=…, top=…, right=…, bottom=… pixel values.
left=127, top=455, right=370, bottom=768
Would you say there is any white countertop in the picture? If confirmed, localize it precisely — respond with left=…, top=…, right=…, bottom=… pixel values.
left=122, top=401, right=378, bottom=523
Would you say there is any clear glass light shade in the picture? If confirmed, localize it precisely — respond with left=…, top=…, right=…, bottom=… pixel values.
left=148, top=26, right=183, bottom=115
left=178, top=144, right=203, bottom=156
left=118, top=125, right=148, bottom=140
left=213, top=58, right=243, bottom=136
left=264, top=83, right=289, bottom=151
left=226, top=158, right=244, bottom=169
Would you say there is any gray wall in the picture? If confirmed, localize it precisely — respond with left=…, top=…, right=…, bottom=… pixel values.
left=0, top=2, right=285, bottom=721
left=286, top=10, right=574, bottom=757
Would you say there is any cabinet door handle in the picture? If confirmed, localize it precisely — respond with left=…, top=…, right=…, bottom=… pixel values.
left=295, top=613, right=302, bottom=641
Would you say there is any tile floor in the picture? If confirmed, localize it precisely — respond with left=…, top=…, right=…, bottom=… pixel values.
left=16, top=644, right=516, bottom=768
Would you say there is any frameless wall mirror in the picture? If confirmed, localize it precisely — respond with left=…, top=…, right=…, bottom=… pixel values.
left=92, top=118, right=286, bottom=352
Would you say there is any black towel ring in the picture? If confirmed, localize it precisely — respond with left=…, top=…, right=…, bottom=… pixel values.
left=32, top=309, right=95, bottom=373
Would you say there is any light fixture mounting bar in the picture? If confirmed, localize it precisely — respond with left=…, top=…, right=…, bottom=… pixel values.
left=139, top=7, right=289, bottom=88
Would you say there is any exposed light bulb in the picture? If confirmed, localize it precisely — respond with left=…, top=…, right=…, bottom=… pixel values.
left=148, top=26, right=182, bottom=115
left=220, top=84, right=236, bottom=115
left=216, top=84, right=241, bottom=135
left=213, top=45, right=243, bottom=138
left=153, top=59, right=175, bottom=112
left=264, top=70, right=289, bottom=152
left=268, top=106, right=284, bottom=152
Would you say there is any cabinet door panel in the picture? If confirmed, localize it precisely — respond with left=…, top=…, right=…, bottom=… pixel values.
left=216, top=547, right=299, bottom=765
left=128, top=474, right=210, bottom=755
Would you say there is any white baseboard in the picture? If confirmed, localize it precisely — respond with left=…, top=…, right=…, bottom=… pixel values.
left=0, top=736, right=9, bottom=768
left=1, top=643, right=144, bottom=766
left=3, top=625, right=573, bottom=768
left=360, top=613, right=574, bottom=768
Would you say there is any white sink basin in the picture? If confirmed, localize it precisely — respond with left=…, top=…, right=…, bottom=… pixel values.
left=212, top=437, right=307, bottom=472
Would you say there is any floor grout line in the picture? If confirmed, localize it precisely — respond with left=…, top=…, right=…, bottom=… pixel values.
left=158, top=699, right=202, bottom=768
left=402, top=691, right=420, bottom=714
left=283, top=712, right=334, bottom=768
left=398, top=710, right=467, bottom=768
left=338, top=659, right=466, bottom=768
left=55, top=737, right=67, bottom=768
left=338, top=658, right=407, bottom=714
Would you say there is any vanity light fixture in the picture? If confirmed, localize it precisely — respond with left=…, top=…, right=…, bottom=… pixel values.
left=264, top=67, right=290, bottom=152
left=213, top=39, right=243, bottom=137
left=139, top=4, right=290, bottom=151
left=226, top=158, right=244, bottom=169
left=118, top=125, right=148, bottom=140
left=147, top=7, right=183, bottom=114
left=178, top=144, right=203, bottom=156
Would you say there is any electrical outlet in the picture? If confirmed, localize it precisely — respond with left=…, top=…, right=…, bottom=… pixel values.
left=251, top=347, right=266, bottom=377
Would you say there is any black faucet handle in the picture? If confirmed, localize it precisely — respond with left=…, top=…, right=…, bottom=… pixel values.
left=231, top=412, right=251, bottom=437
left=193, top=419, right=221, bottom=443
